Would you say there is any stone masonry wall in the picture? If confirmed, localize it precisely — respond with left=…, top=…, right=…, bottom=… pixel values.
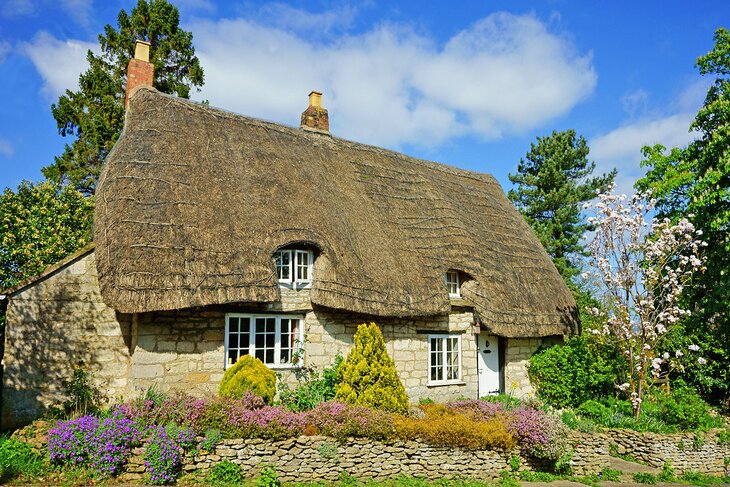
left=121, top=429, right=729, bottom=483
left=130, top=305, right=480, bottom=403
left=607, top=428, right=730, bottom=475
left=504, top=338, right=543, bottom=398
left=1, top=252, right=130, bottom=430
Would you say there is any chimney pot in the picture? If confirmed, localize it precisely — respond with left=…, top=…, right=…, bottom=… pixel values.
left=301, top=91, right=329, bottom=133
left=134, top=40, right=151, bottom=62
left=308, top=91, right=322, bottom=108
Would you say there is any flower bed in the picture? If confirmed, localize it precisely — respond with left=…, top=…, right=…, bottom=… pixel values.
left=44, top=394, right=570, bottom=483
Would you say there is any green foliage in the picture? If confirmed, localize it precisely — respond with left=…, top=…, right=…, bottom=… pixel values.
left=481, top=393, right=523, bottom=409
left=717, top=429, right=730, bottom=444
left=207, top=460, right=244, bottom=487
left=655, top=387, right=720, bottom=430
left=658, top=461, right=677, bottom=482
left=576, top=400, right=607, bottom=420
left=509, top=455, right=521, bottom=472
left=600, top=467, right=622, bottom=482
left=201, top=428, right=223, bottom=452
left=495, top=470, right=521, bottom=487
left=52, top=366, right=104, bottom=418
left=278, top=354, right=342, bottom=411
left=508, top=129, right=616, bottom=281
left=635, top=28, right=730, bottom=407
left=632, top=472, right=658, bottom=484
left=335, top=322, right=409, bottom=414
left=256, top=464, right=280, bottom=487
left=554, top=449, right=574, bottom=475
left=528, top=336, right=618, bottom=409
left=0, top=437, right=48, bottom=483
left=679, top=471, right=730, bottom=486
left=219, top=355, right=276, bottom=404
left=0, top=181, right=93, bottom=290
left=44, top=0, right=204, bottom=195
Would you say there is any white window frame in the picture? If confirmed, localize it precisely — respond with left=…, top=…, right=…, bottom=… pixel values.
left=445, top=271, right=461, bottom=298
left=427, top=334, right=462, bottom=385
left=274, top=249, right=314, bottom=288
left=224, top=313, right=304, bottom=369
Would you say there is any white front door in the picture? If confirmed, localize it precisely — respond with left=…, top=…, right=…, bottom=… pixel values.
left=477, top=332, right=500, bottom=397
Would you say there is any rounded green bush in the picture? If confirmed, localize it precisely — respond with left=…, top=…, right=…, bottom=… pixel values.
left=528, top=335, right=618, bottom=409
left=577, top=399, right=608, bottom=420
left=218, top=355, right=276, bottom=404
left=336, top=322, right=409, bottom=414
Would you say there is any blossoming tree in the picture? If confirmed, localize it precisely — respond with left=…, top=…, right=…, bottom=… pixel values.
left=584, top=189, right=706, bottom=417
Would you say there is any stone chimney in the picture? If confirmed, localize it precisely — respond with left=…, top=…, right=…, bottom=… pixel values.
left=300, top=91, right=329, bottom=133
left=125, top=40, right=154, bottom=107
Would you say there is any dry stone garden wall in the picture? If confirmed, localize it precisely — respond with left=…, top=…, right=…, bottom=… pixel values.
left=119, top=429, right=730, bottom=483
left=607, top=428, right=730, bottom=475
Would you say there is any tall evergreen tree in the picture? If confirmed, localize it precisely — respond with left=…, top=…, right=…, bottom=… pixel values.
left=508, top=130, right=616, bottom=282
left=43, top=0, right=204, bottom=195
left=636, top=28, right=730, bottom=405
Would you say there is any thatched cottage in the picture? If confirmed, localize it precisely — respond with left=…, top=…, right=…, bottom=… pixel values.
left=1, top=42, right=578, bottom=429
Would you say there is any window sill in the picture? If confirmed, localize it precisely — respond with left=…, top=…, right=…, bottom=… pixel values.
left=277, top=282, right=312, bottom=290
left=426, top=381, right=466, bottom=387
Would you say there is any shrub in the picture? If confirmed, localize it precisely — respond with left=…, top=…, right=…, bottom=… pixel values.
left=336, top=322, right=409, bottom=414
left=0, top=437, right=47, bottom=482
left=655, top=387, right=721, bottom=430
left=256, top=464, right=280, bottom=487
left=145, top=426, right=184, bottom=485
left=506, top=406, right=570, bottom=460
left=47, top=367, right=104, bottom=419
left=208, top=460, right=244, bottom=486
left=219, top=355, right=276, bottom=404
left=528, top=335, right=618, bottom=409
left=278, top=354, right=342, bottom=412
left=306, top=401, right=396, bottom=441
left=600, top=467, right=623, bottom=482
left=48, top=415, right=143, bottom=476
left=394, top=413, right=514, bottom=450
left=201, top=428, right=223, bottom=452
left=577, top=400, right=608, bottom=420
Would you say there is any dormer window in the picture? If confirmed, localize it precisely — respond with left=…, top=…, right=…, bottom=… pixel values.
left=445, top=271, right=460, bottom=298
left=274, top=249, right=313, bottom=287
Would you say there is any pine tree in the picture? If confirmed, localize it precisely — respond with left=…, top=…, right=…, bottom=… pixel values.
left=336, top=323, right=409, bottom=414
left=508, top=130, right=616, bottom=282
left=43, top=0, right=204, bottom=195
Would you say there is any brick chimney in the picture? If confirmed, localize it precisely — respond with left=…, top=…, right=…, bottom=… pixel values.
left=125, top=40, right=154, bottom=107
left=300, top=91, right=329, bottom=133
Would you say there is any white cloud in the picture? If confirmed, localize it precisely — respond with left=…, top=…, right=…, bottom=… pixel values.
left=21, top=31, right=95, bottom=100
left=1, top=0, right=35, bottom=17
left=590, top=113, right=696, bottom=195
left=0, top=139, right=14, bottom=158
left=0, top=41, right=10, bottom=64
left=59, top=0, right=93, bottom=26
left=256, top=3, right=358, bottom=34
left=191, top=11, right=596, bottom=148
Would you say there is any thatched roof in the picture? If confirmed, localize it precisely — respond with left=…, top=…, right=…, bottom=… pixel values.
left=95, top=87, right=578, bottom=337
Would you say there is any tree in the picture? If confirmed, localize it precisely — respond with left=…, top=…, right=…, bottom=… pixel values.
left=0, top=181, right=93, bottom=290
left=335, top=322, right=409, bottom=414
left=43, top=0, right=204, bottom=195
left=509, top=130, right=616, bottom=283
left=584, top=189, right=706, bottom=417
left=636, top=28, right=730, bottom=406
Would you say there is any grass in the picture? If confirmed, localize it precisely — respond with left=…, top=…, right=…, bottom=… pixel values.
left=0, top=435, right=49, bottom=484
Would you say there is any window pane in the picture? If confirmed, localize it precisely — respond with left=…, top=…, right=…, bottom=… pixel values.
left=229, top=317, right=239, bottom=333
left=228, top=349, right=237, bottom=365
left=275, top=251, right=291, bottom=280
left=266, top=348, right=274, bottom=364
left=255, top=348, right=265, bottom=362
left=281, top=348, right=290, bottom=363
left=296, top=251, right=310, bottom=281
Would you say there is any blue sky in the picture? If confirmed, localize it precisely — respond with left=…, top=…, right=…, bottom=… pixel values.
left=0, top=0, right=728, bottom=195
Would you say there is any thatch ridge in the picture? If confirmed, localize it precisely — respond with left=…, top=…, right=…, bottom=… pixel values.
left=95, top=87, right=578, bottom=337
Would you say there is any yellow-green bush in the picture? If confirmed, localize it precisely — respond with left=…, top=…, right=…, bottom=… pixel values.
left=335, top=322, right=409, bottom=414
left=394, top=414, right=515, bottom=450
left=218, top=355, right=276, bottom=404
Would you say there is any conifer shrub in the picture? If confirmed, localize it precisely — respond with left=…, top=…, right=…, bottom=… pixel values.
left=335, top=322, right=409, bottom=414
left=218, top=355, right=276, bottom=404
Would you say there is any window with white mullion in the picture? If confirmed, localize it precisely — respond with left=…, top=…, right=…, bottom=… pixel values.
left=428, top=334, right=461, bottom=384
left=225, top=314, right=303, bottom=368
left=445, top=271, right=460, bottom=298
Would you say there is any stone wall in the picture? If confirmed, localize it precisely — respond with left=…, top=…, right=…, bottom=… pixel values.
left=607, top=428, right=730, bottom=475
left=504, top=337, right=543, bottom=398
left=1, top=251, right=130, bottom=430
left=121, top=436, right=560, bottom=483
left=120, top=429, right=730, bottom=483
